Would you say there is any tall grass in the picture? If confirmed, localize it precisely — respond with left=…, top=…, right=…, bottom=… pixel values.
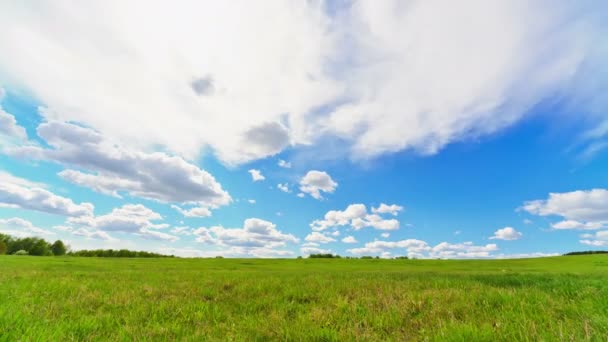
left=1, top=255, right=607, bottom=340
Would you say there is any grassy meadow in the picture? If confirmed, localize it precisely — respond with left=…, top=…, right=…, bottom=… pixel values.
left=1, top=255, right=607, bottom=341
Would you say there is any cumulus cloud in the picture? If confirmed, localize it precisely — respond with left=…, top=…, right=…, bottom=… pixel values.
left=68, top=204, right=179, bottom=242
left=277, top=159, right=291, bottom=168
left=579, top=230, right=608, bottom=247
left=171, top=205, right=212, bottom=218
left=170, top=227, right=193, bottom=236
left=522, top=189, right=608, bottom=230
left=248, top=169, right=265, bottom=182
left=0, top=2, right=605, bottom=165
left=10, top=121, right=230, bottom=208
left=489, top=227, right=523, bottom=240
left=277, top=183, right=291, bottom=193
left=300, top=247, right=332, bottom=256
left=72, top=228, right=113, bottom=241
left=341, top=235, right=357, bottom=244
left=347, top=239, right=498, bottom=259
left=372, top=203, right=403, bottom=216
left=0, top=108, right=27, bottom=140
left=0, top=217, right=54, bottom=237
left=299, top=170, right=337, bottom=199
left=305, top=232, right=335, bottom=244
left=310, top=203, right=400, bottom=231
left=192, top=218, right=298, bottom=257
left=0, top=171, right=94, bottom=217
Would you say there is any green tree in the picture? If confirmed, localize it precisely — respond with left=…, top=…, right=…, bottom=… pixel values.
left=0, top=240, right=7, bottom=255
left=51, top=240, right=67, bottom=256
left=29, top=239, right=52, bottom=256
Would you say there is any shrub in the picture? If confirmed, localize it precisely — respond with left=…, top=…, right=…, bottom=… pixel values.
left=14, top=250, right=29, bottom=256
left=0, top=240, right=6, bottom=255
left=51, top=240, right=67, bottom=256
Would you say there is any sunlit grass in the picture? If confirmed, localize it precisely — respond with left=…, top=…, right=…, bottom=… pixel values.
left=1, top=255, right=607, bottom=340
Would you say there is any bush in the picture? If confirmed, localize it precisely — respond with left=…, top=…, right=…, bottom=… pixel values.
left=51, top=240, right=67, bottom=256
left=14, top=250, right=29, bottom=256
left=0, top=240, right=6, bottom=255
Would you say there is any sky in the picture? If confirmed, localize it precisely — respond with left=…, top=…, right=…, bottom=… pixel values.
left=1, top=0, right=608, bottom=258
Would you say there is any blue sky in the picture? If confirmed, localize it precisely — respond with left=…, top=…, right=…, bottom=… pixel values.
left=1, top=1, right=608, bottom=258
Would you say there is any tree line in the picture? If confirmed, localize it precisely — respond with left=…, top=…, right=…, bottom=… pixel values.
left=0, top=233, right=66, bottom=256
left=0, top=233, right=172, bottom=258
left=563, top=251, right=608, bottom=256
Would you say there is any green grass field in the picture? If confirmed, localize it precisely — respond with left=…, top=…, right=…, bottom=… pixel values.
left=1, top=255, right=607, bottom=341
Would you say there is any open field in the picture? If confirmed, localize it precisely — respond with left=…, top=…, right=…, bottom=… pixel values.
left=1, top=256, right=607, bottom=341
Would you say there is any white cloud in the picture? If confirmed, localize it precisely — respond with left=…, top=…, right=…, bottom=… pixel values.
left=277, top=159, right=291, bottom=168
left=372, top=203, right=403, bottom=216
left=341, top=235, right=357, bottom=244
left=310, top=203, right=400, bottom=231
left=277, top=183, right=291, bottom=193
left=247, top=199, right=256, bottom=204
left=304, top=232, right=335, bottom=244
left=552, top=220, right=604, bottom=230
left=489, top=227, right=523, bottom=240
left=0, top=2, right=604, bottom=165
left=579, top=230, right=608, bottom=247
left=9, top=121, right=231, bottom=209
left=0, top=108, right=27, bottom=140
left=522, top=189, right=608, bottom=230
left=0, top=217, right=54, bottom=237
left=68, top=204, right=179, bottom=242
left=72, top=228, right=113, bottom=241
left=0, top=171, right=94, bottom=217
left=494, top=252, right=559, bottom=259
left=299, top=170, right=337, bottom=200
left=297, top=193, right=305, bottom=198
left=380, top=233, right=390, bottom=238
left=192, top=218, right=298, bottom=257
left=347, top=239, right=498, bottom=259
left=170, top=226, right=193, bottom=236
left=300, top=247, right=332, bottom=256
left=248, top=169, right=265, bottom=182
left=171, top=205, right=212, bottom=218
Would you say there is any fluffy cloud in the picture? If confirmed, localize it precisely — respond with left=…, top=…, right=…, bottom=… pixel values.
left=68, top=204, right=179, bottom=242
left=0, top=217, right=54, bottom=237
left=277, top=183, right=291, bottom=193
left=305, top=232, right=335, bottom=244
left=347, top=239, right=498, bottom=259
left=0, top=2, right=605, bottom=165
left=72, top=228, right=113, bottom=241
left=277, top=159, right=291, bottom=168
left=341, top=235, right=357, bottom=244
left=372, top=203, right=403, bottom=216
left=489, top=227, right=522, bottom=240
left=0, top=171, right=94, bottom=217
left=299, top=170, right=337, bottom=200
left=171, top=205, right=212, bottom=218
left=248, top=169, right=265, bottom=182
left=579, top=230, right=608, bottom=247
left=300, top=247, right=332, bottom=256
left=0, top=108, right=26, bottom=140
left=192, top=218, right=298, bottom=257
left=310, top=203, right=401, bottom=231
left=10, top=121, right=230, bottom=208
left=522, top=189, right=608, bottom=230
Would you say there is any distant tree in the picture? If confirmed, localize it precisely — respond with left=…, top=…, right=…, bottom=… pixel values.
left=308, top=253, right=340, bottom=258
left=51, top=240, right=67, bottom=256
left=564, top=251, right=608, bottom=256
left=0, top=240, right=7, bottom=255
left=29, top=239, right=52, bottom=256
left=14, top=250, right=29, bottom=256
